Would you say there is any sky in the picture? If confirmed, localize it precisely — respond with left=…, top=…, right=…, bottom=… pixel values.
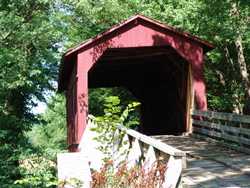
left=32, top=82, right=57, bottom=114
left=32, top=101, right=47, bottom=114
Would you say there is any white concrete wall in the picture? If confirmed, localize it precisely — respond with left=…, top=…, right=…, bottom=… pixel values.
left=78, top=119, right=105, bottom=171
left=57, top=118, right=105, bottom=188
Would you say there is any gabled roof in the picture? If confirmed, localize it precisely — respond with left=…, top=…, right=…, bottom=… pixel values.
left=65, top=14, right=213, bottom=57
left=59, top=14, right=214, bottom=91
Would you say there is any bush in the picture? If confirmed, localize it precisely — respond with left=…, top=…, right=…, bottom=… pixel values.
left=91, top=160, right=167, bottom=188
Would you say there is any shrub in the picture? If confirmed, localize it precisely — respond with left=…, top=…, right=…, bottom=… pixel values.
left=91, top=160, right=167, bottom=188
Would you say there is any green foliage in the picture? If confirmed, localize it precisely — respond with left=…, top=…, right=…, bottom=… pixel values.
left=16, top=94, right=67, bottom=187
left=15, top=152, right=58, bottom=188
left=58, top=178, right=84, bottom=188
left=89, top=87, right=137, bottom=116
left=91, top=96, right=140, bottom=158
left=28, top=94, right=67, bottom=152
left=195, top=0, right=250, bottom=112
left=0, top=0, right=62, bottom=105
left=0, top=0, right=64, bottom=186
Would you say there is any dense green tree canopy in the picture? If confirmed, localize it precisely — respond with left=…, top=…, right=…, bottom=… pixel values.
left=0, top=0, right=63, bottom=186
left=28, top=94, right=67, bottom=151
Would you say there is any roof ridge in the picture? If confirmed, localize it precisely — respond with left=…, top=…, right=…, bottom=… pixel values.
left=64, top=14, right=214, bottom=58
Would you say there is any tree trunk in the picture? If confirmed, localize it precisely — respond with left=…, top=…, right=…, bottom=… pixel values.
left=224, top=46, right=242, bottom=113
left=235, top=35, right=250, bottom=114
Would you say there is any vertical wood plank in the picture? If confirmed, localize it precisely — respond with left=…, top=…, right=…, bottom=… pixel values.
left=76, top=53, right=89, bottom=147
left=127, top=139, right=142, bottom=169
left=113, top=133, right=130, bottom=169
left=163, top=156, right=182, bottom=188
left=186, top=63, right=194, bottom=133
left=143, top=146, right=157, bottom=173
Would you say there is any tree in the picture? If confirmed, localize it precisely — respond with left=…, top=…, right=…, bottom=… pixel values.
left=15, top=94, right=67, bottom=187
left=194, top=0, right=250, bottom=113
left=28, top=94, right=67, bottom=152
left=0, top=0, right=63, bottom=186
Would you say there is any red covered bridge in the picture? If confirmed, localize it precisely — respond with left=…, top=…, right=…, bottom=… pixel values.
left=58, top=15, right=250, bottom=187
left=58, top=14, right=213, bottom=152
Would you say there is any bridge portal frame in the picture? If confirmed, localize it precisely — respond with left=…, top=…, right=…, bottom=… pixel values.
left=58, top=15, right=214, bottom=152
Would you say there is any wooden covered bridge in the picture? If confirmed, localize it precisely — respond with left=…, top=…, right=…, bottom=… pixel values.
left=58, top=15, right=250, bottom=187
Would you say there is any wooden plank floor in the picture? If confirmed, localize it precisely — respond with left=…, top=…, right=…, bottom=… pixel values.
left=153, top=135, right=250, bottom=188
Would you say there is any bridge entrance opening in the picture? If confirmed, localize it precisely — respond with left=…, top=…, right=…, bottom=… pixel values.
left=89, top=46, right=191, bottom=135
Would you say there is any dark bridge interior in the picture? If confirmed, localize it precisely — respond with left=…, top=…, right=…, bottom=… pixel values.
left=89, top=46, right=189, bottom=135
